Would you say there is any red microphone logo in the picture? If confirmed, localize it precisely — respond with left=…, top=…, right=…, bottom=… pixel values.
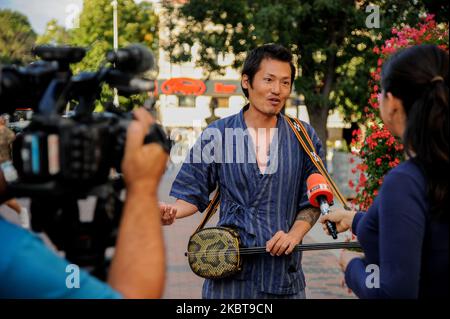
left=306, top=173, right=333, bottom=206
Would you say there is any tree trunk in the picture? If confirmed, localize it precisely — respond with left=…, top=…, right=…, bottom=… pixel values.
left=306, top=50, right=336, bottom=158
left=306, top=103, right=329, bottom=157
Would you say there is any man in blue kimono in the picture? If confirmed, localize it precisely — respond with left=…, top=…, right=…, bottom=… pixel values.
left=161, top=44, right=325, bottom=298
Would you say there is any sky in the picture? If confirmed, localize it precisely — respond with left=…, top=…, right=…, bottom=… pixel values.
left=0, top=0, right=84, bottom=34
left=0, top=0, right=154, bottom=34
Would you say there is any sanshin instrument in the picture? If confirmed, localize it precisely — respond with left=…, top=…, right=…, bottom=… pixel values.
left=186, top=227, right=362, bottom=279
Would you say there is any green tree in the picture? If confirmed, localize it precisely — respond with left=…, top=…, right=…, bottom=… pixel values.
left=69, top=0, right=159, bottom=111
left=163, top=0, right=443, bottom=152
left=36, top=19, right=71, bottom=45
left=0, top=9, right=36, bottom=64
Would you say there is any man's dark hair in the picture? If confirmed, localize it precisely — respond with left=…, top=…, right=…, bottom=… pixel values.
left=241, top=44, right=296, bottom=98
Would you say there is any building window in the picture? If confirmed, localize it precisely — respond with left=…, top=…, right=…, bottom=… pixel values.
left=178, top=95, right=196, bottom=107
left=217, top=97, right=229, bottom=108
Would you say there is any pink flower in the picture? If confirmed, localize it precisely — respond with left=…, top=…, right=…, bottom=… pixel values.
left=352, top=14, right=449, bottom=211
left=425, top=14, right=435, bottom=22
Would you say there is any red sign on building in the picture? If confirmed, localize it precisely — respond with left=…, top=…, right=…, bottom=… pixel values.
left=161, top=78, right=206, bottom=96
left=214, top=82, right=237, bottom=94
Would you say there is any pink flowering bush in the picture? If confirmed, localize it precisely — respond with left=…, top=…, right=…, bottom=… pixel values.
left=350, top=15, right=449, bottom=211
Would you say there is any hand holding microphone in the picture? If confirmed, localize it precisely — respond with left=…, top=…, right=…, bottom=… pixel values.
left=306, top=173, right=338, bottom=239
left=319, top=209, right=357, bottom=235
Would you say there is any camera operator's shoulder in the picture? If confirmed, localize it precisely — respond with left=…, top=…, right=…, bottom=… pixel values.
left=0, top=218, right=35, bottom=265
left=0, top=217, right=24, bottom=236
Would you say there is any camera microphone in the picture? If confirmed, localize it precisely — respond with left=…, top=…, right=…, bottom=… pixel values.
left=106, top=44, right=155, bottom=74
left=306, top=173, right=338, bottom=239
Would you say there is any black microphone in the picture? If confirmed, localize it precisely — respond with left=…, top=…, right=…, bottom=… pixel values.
left=106, top=44, right=155, bottom=74
left=306, top=173, right=338, bottom=239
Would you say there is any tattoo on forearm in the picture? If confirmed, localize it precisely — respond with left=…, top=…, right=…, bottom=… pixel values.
left=295, top=207, right=321, bottom=226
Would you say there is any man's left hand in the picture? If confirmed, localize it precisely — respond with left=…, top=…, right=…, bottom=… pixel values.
left=266, top=231, right=301, bottom=256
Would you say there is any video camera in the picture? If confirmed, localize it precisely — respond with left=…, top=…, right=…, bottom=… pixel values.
left=0, top=44, right=171, bottom=279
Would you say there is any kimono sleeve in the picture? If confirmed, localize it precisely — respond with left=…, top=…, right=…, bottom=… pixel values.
left=169, top=128, right=220, bottom=212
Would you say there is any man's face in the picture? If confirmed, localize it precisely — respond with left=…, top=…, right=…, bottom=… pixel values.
left=242, top=58, right=292, bottom=116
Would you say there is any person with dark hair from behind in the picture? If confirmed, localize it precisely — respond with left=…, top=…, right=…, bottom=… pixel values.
left=0, top=108, right=167, bottom=298
left=320, top=45, right=449, bottom=298
left=160, top=44, right=325, bottom=299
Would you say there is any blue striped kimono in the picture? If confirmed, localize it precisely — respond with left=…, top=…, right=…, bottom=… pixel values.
left=170, top=105, right=325, bottom=299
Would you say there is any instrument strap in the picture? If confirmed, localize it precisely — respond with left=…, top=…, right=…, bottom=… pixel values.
left=284, top=116, right=351, bottom=210
left=195, top=190, right=220, bottom=233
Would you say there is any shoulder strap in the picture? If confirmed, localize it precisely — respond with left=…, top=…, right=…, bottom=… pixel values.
left=195, top=190, right=220, bottom=233
left=284, top=115, right=351, bottom=210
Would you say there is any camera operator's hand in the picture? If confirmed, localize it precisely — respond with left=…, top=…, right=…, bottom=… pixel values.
left=108, top=107, right=167, bottom=299
left=121, top=108, right=168, bottom=193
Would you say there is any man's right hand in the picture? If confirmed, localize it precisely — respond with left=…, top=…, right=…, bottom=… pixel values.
left=160, top=202, right=177, bottom=225
left=159, top=199, right=199, bottom=225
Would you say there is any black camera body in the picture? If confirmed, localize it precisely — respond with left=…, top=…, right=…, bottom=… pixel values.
left=1, top=44, right=170, bottom=278
left=11, top=111, right=169, bottom=195
left=1, top=44, right=169, bottom=192
left=12, top=114, right=119, bottom=188
left=0, top=46, right=85, bottom=112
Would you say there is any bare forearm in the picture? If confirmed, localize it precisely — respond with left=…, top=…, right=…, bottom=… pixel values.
left=108, top=188, right=165, bottom=298
left=289, top=207, right=321, bottom=241
left=296, top=207, right=321, bottom=226
left=173, top=199, right=198, bottom=219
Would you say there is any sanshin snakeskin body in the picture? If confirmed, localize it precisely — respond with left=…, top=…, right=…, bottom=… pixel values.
left=187, top=227, right=242, bottom=279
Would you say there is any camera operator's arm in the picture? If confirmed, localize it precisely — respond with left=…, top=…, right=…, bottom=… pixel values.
left=108, top=108, right=167, bottom=299
left=0, top=171, right=7, bottom=202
